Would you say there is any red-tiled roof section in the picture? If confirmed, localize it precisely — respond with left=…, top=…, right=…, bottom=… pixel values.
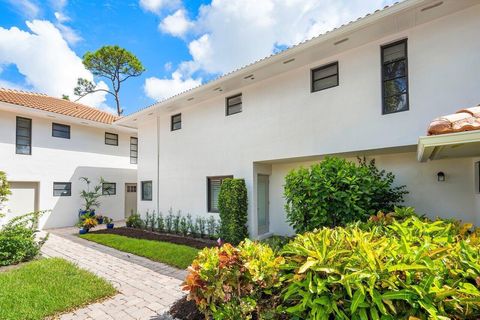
left=428, top=105, right=480, bottom=135
left=0, top=88, right=119, bottom=124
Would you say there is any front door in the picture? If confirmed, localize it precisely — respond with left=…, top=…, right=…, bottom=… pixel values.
left=125, top=183, right=137, bottom=218
left=4, top=182, right=39, bottom=223
left=257, top=175, right=269, bottom=235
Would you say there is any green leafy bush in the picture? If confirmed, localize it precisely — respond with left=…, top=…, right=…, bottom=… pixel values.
left=0, top=171, right=11, bottom=218
left=0, top=212, right=48, bottom=266
left=281, top=210, right=480, bottom=319
left=261, top=235, right=291, bottom=253
left=218, top=178, right=248, bottom=244
left=126, top=213, right=143, bottom=228
left=284, top=156, right=407, bottom=232
left=184, top=240, right=284, bottom=319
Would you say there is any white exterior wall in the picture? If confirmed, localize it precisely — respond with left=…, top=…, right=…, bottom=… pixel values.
left=0, top=108, right=137, bottom=229
left=136, top=6, right=480, bottom=236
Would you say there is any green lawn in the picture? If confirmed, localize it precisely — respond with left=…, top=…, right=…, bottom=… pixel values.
left=0, top=258, right=115, bottom=320
left=80, top=233, right=199, bottom=269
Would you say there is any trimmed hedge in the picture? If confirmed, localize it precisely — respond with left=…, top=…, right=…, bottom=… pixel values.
left=218, top=178, right=248, bottom=245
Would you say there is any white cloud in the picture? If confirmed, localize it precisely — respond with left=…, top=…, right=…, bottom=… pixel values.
left=0, top=20, right=108, bottom=109
left=6, top=0, right=39, bottom=19
left=159, top=9, right=193, bottom=37
left=145, top=0, right=396, bottom=101
left=181, top=0, right=394, bottom=75
left=54, top=11, right=70, bottom=23
left=139, top=0, right=180, bottom=14
left=144, top=71, right=201, bottom=101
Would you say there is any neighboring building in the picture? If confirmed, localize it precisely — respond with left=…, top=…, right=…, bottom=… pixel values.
left=116, top=0, right=480, bottom=238
left=0, top=89, right=137, bottom=229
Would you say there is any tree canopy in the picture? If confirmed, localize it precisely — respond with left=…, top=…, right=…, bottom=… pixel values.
left=74, top=45, right=145, bottom=115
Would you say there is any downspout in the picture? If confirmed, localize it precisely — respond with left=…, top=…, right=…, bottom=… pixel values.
left=156, top=115, right=160, bottom=214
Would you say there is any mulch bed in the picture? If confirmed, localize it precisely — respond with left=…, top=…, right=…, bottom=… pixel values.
left=89, top=227, right=217, bottom=249
left=169, top=296, right=204, bottom=320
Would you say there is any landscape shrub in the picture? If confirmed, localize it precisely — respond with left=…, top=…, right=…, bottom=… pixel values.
left=0, top=171, right=11, bottom=218
left=0, top=212, right=47, bottom=266
left=284, top=156, right=407, bottom=232
left=126, top=213, right=143, bottom=228
left=218, top=178, right=248, bottom=244
left=281, top=210, right=480, bottom=319
left=184, top=239, right=284, bottom=319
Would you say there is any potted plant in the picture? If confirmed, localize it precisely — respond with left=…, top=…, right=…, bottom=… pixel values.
left=96, top=215, right=104, bottom=224
left=82, top=217, right=98, bottom=231
left=78, top=177, right=108, bottom=218
left=104, top=216, right=114, bottom=229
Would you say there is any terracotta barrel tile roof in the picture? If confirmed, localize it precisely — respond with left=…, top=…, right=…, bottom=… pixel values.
left=0, top=88, right=119, bottom=124
left=428, top=105, right=480, bottom=136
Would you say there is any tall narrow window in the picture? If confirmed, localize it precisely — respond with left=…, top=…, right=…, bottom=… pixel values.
left=52, top=123, right=70, bottom=139
left=381, top=39, right=409, bottom=114
left=16, top=116, right=32, bottom=155
left=105, top=132, right=118, bottom=146
left=53, top=182, right=71, bottom=196
left=207, top=175, right=233, bottom=212
left=130, top=137, right=138, bottom=164
left=226, top=94, right=242, bottom=116
left=141, top=181, right=152, bottom=201
left=311, top=62, right=339, bottom=92
left=171, top=113, right=182, bottom=131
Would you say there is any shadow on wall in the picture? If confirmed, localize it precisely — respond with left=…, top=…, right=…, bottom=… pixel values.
left=42, top=166, right=136, bottom=229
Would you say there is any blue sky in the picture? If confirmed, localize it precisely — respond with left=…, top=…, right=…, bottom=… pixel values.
left=0, top=0, right=396, bottom=115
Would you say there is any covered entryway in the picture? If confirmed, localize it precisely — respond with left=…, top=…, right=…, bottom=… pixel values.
left=124, top=183, right=137, bottom=218
left=4, top=181, right=39, bottom=222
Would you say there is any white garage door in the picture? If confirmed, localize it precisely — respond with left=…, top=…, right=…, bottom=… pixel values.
left=3, top=182, right=38, bottom=224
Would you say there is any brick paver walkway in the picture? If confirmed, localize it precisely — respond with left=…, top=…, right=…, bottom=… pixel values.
left=41, top=226, right=186, bottom=320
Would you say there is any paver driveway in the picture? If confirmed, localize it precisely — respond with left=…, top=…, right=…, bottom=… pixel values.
left=41, top=227, right=186, bottom=320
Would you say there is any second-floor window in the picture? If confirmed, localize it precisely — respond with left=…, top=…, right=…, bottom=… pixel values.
left=105, top=132, right=118, bottom=146
left=52, top=123, right=70, bottom=139
left=226, top=94, right=242, bottom=116
left=311, top=62, right=339, bottom=92
left=171, top=113, right=182, bottom=131
left=381, top=39, right=409, bottom=114
left=130, top=137, right=138, bottom=164
left=16, top=116, right=32, bottom=155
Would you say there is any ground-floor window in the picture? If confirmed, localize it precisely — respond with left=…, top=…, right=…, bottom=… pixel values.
left=102, top=182, right=116, bottom=195
left=141, top=181, right=152, bottom=201
left=53, top=182, right=71, bottom=196
left=207, top=176, right=233, bottom=212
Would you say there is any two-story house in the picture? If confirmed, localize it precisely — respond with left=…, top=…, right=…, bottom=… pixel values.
left=0, top=89, right=137, bottom=229
left=116, top=0, right=480, bottom=238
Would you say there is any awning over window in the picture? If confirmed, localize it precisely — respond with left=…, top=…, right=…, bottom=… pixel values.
left=418, top=105, right=480, bottom=162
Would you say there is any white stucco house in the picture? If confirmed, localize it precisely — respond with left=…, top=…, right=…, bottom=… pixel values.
left=115, top=0, right=480, bottom=239
left=0, top=89, right=137, bottom=229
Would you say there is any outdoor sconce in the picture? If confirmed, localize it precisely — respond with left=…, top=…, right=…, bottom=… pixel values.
left=437, top=171, right=446, bottom=182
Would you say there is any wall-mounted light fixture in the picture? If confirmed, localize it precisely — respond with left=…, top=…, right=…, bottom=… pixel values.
left=437, top=171, right=445, bottom=182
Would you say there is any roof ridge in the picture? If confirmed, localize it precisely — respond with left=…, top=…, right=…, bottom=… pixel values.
left=0, top=87, right=119, bottom=118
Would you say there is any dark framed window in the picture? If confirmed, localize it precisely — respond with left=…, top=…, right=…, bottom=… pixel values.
left=16, top=116, right=32, bottom=155
left=311, top=62, right=339, bottom=92
left=130, top=137, right=138, bottom=164
left=141, top=181, right=152, bottom=201
left=207, top=175, right=233, bottom=212
left=52, top=123, right=70, bottom=139
left=102, top=182, right=116, bottom=195
left=171, top=113, right=182, bottom=131
left=53, top=182, right=71, bottom=197
left=105, top=132, right=118, bottom=146
left=226, top=94, right=242, bottom=116
left=381, top=39, right=409, bottom=114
